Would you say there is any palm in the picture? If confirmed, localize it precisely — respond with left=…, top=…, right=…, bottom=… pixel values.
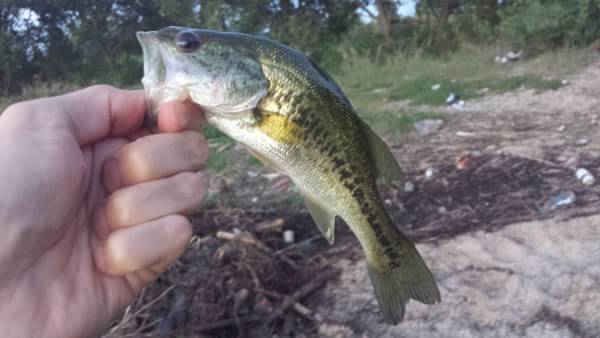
left=0, top=126, right=137, bottom=337
left=0, top=86, right=206, bottom=338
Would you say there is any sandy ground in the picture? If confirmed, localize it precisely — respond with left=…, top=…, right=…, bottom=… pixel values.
left=314, top=60, right=600, bottom=338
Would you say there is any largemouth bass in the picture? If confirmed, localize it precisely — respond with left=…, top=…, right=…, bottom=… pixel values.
left=137, top=27, right=440, bottom=323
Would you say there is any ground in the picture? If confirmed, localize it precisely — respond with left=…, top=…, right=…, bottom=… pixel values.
left=101, top=57, right=600, bottom=338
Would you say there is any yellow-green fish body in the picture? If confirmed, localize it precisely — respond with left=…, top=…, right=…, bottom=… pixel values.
left=137, top=27, right=440, bottom=323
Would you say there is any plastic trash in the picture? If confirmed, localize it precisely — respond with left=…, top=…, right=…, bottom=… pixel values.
left=542, top=191, right=576, bottom=212
left=446, top=93, right=458, bottom=104
left=431, top=84, right=441, bottom=91
left=576, top=168, right=595, bottom=185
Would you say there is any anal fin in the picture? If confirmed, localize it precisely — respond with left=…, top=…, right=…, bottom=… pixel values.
left=301, top=192, right=336, bottom=245
left=359, top=120, right=403, bottom=182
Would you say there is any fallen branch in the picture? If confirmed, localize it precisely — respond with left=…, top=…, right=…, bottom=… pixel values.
left=263, top=268, right=339, bottom=325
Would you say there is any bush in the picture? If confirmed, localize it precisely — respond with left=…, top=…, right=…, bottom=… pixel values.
left=499, top=0, right=600, bottom=54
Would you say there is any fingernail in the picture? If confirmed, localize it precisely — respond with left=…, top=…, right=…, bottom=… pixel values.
left=103, top=159, right=121, bottom=192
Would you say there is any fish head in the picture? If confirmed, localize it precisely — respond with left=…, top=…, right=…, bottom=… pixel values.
left=137, top=27, right=268, bottom=124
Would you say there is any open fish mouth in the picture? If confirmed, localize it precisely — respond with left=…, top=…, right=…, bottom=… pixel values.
left=137, top=30, right=190, bottom=125
left=137, top=31, right=165, bottom=90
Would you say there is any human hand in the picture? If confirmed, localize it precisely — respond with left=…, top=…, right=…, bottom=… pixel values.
left=0, top=85, right=207, bottom=338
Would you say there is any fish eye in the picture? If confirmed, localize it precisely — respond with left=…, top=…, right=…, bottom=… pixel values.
left=175, top=31, right=200, bottom=53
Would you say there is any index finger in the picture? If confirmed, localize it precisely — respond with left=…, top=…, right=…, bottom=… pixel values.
left=59, top=85, right=146, bottom=145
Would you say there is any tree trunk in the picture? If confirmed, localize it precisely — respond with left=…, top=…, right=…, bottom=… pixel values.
left=374, top=0, right=395, bottom=46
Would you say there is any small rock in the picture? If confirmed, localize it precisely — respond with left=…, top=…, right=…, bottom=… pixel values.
left=251, top=196, right=259, bottom=203
left=437, top=206, right=448, bottom=214
left=451, top=100, right=466, bottom=110
left=283, top=230, right=295, bottom=244
left=555, top=155, right=569, bottom=163
left=506, top=50, right=522, bottom=61
left=384, top=199, right=392, bottom=205
left=414, top=119, right=444, bottom=135
left=576, top=168, right=596, bottom=185
left=561, top=79, right=569, bottom=85
left=425, top=167, right=435, bottom=179
left=404, top=181, right=415, bottom=193
left=575, top=138, right=589, bottom=146
left=477, top=87, right=490, bottom=94
left=456, top=131, right=475, bottom=137
left=556, top=125, right=566, bottom=132
left=431, top=84, right=441, bottom=91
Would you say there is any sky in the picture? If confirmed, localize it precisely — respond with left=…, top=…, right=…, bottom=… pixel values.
left=398, top=1, right=417, bottom=17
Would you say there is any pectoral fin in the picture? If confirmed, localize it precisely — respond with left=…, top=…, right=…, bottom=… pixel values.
left=245, top=147, right=283, bottom=172
left=301, top=192, right=336, bottom=244
left=359, top=120, right=403, bottom=182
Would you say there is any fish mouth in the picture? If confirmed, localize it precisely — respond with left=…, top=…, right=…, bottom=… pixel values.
left=137, top=31, right=191, bottom=126
left=137, top=31, right=164, bottom=125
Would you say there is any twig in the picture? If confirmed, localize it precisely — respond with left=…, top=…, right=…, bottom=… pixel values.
left=275, top=235, right=322, bottom=256
left=194, top=316, right=262, bottom=332
left=263, top=268, right=339, bottom=325
left=217, top=230, right=272, bottom=252
left=255, top=218, right=285, bottom=232
left=258, top=289, right=324, bottom=323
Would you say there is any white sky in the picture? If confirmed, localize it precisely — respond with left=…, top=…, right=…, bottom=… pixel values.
left=398, top=1, right=417, bottom=17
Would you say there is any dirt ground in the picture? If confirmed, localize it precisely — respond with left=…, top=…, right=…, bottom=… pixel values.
left=103, top=59, right=600, bottom=338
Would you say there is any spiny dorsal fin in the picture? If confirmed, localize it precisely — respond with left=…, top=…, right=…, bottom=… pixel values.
left=301, top=191, right=336, bottom=244
left=359, top=120, right=403, bottom=182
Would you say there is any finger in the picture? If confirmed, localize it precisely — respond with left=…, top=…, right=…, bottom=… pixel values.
left=95, top=214, right=192, bottom=276
left=59, top=85, right=146, bottom=145
left=104, top=131, right=209, bottom=190
left=157, top=100, right=205, bottom=133
left=105, top=172, right=206, bottom=229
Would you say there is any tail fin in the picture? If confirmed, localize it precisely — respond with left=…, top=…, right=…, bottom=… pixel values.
left=367, top=244, right=441, bottom=324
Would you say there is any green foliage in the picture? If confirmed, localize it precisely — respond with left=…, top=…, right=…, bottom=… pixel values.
left=499, top=0, right=600, bottom=53
left=2, top=0, right=600, bottom=99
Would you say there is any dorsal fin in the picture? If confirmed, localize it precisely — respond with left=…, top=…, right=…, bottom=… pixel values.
left=359, top=120, right=403, bottom=182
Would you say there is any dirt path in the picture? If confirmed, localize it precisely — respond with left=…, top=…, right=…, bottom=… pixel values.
left=314, top=61, right=600, bottom=337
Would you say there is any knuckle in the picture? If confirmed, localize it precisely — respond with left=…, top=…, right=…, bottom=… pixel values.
left=176, top=172, right=206, bottom=204
left=184, top=132, right=209, bottom=165
left=105, top=234, right=131, bottom=273
left=161, top=215, right=192, bottom=244
left=105, top=191, right=131, bottom=227
left=119, top=141, right=151, bottom=183
left=1, top=102, right=41, bottom=126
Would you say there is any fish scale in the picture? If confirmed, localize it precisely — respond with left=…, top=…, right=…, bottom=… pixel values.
left=138, top=26, right=441, bottom=324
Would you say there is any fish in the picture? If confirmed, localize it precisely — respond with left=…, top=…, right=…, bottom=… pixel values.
left=137, top=26, right=441, bottom=324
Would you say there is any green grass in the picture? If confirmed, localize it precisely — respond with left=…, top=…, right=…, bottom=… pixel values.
left=336, top=45, right=592, bottom=114
left=207, top=151, right=231, bottom=172
left=203, top=126, right=233, bottom=144
left=361, top=110, right=444, bottom=136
